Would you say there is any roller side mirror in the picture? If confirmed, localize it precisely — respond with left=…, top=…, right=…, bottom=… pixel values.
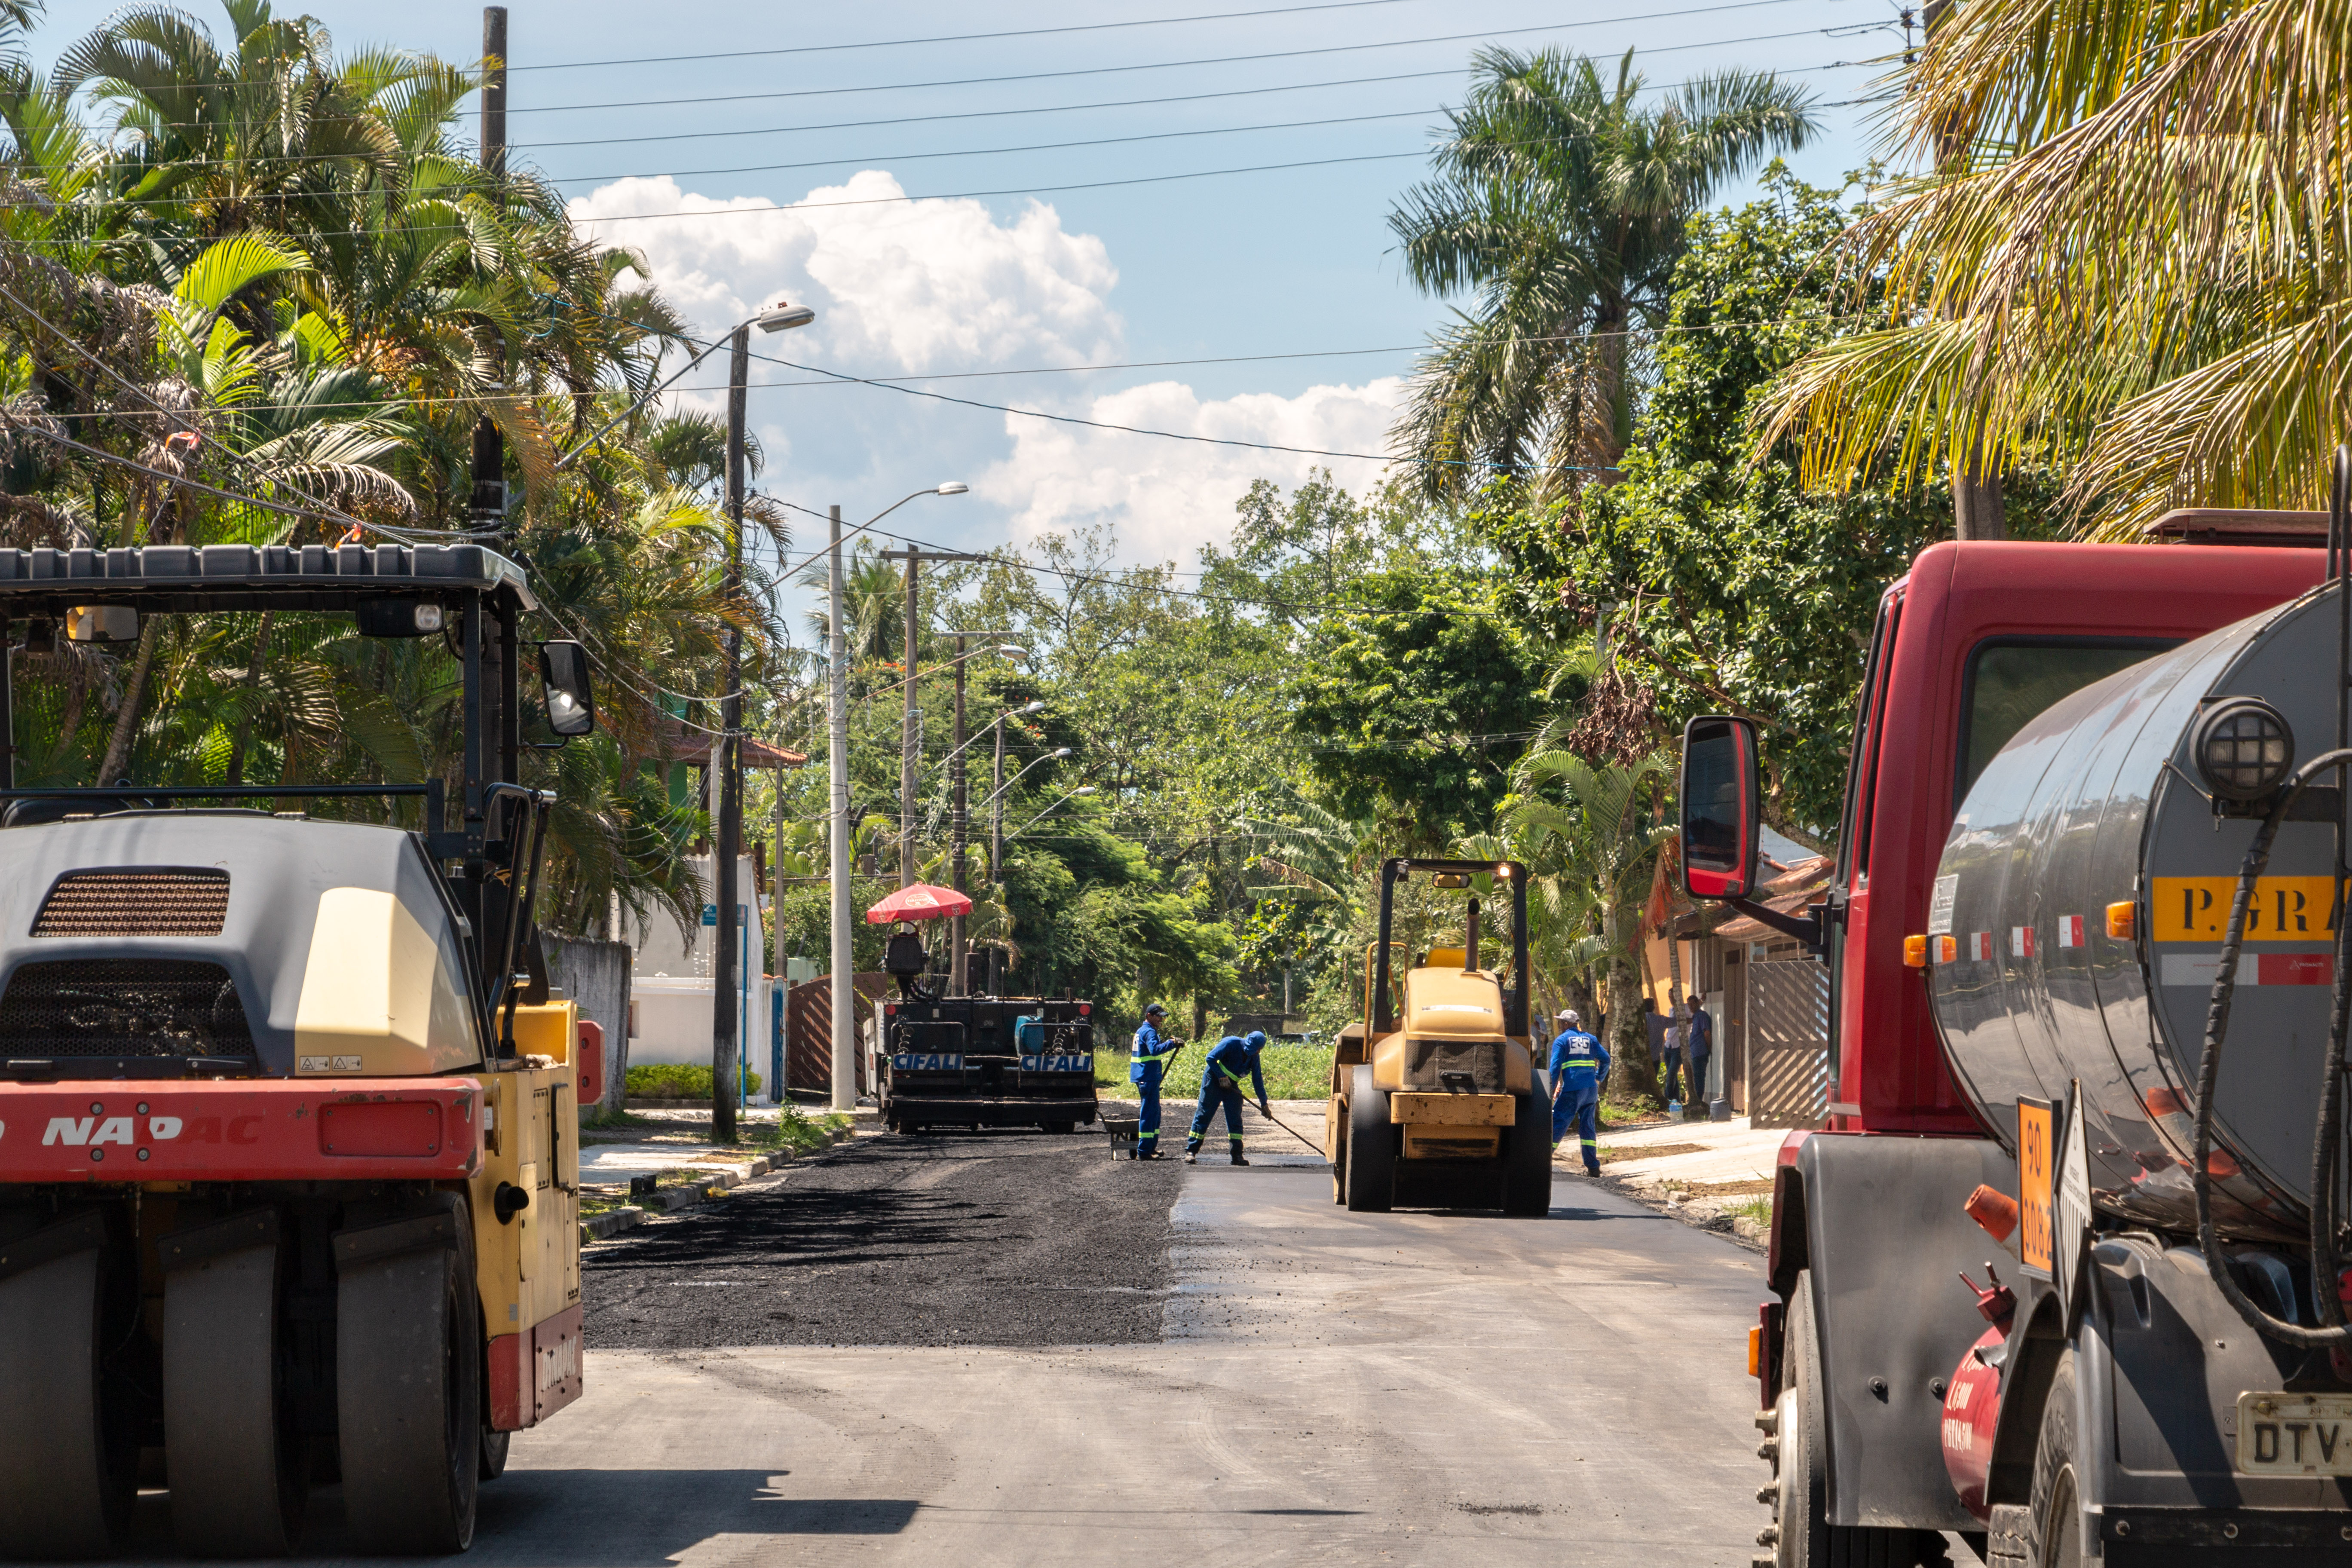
left=538, top=640, right=596, bottom=737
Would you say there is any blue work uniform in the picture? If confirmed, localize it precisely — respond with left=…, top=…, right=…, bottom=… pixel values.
left=1548, top=1027, right=1609, bottom=1175
left=1129, top=1020, right=1182, bottom=1155
left=1186, top=1035, right=1267, bottom=1159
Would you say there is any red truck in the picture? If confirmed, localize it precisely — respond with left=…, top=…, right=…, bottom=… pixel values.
left=1680, top=489, right=2352, bottom=1568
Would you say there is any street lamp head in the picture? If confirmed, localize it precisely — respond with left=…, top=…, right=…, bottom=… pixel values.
left=1020, top=699, right=1046, bottom=714
left=1070, top=786, right=1097, bottom=796
left=996, top=644, right=1026, bottom=658
left=757, top=303, right=816, bottom=333
left=1051, top=747, right=1072, bottom=758
left=935, top=481, right=969, bottom=495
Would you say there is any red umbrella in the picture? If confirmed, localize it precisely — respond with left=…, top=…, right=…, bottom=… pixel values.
left=864, top=882, right=974, bottom=925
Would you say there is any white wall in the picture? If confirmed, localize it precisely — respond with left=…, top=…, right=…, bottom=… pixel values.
left=615, top=854, right=775, bottom=1102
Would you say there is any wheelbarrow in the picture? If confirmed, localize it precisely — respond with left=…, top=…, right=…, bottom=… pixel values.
left=1100, top=1107, right=1142, bottom=1159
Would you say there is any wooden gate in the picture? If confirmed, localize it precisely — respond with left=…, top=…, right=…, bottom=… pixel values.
left=783, top=976, right=886, bottom=1097
left=1747, top=958, right=1831, bottom=1130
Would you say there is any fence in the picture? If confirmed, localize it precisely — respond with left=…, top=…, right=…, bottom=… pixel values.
left=1746, top=957, right=1832, bottom=1131
left=782, top=974, right=890, bottom=1098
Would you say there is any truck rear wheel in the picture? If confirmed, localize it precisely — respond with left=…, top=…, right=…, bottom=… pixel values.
left=336, top=1200, right=480, bottom=1555
left=164, top=1234, right=305, bottom=1556
left=0, top=1235, right=134, bottom=1559
left=1766, top=1269, right=1946, bottom=1568
left=2000, top=1351, right=2080, bottom=1568
left=1502, top=1079, right=1552, bottom=1216
left=1343, top=1066, right=1395, bottom=1213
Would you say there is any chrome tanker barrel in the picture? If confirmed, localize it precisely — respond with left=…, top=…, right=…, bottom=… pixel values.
left=1929, top=577, right=2348, bottom=1237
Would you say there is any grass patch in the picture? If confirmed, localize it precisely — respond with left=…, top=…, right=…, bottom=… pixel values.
left=737, top=1106, right=851, bottom=1155
left=1097, top=1043, right=1334, bottom=1102
left=1596, top=1141, right=1709, bottom=1164
left=625, top=1063, right=762, bottom=1100
left=1727, top=1195, right=1773, bottom=1226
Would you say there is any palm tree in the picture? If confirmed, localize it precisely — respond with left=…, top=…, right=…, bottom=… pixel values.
left=1387, top=46, right=1820, bottom=500
left=1755, top=0, right=2352, bottom=537
left=1500, top=746, right=1673, bottom=1108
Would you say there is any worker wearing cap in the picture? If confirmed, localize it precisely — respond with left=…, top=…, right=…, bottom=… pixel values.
left=1185, top=1030, right=1269, bottom=1165
left=1548, top=1009, right=1609, bottom=1176
left=1129, top=1004, right=1184, bottom=1160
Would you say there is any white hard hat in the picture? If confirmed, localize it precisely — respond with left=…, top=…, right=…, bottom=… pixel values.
left=1556, top=1008, right=1580, bottom=1025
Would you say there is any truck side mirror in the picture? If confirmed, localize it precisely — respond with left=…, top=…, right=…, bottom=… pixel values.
left=538, top=641, right=596, bottom=737
left=1680, top=715, right=1761, bottom=899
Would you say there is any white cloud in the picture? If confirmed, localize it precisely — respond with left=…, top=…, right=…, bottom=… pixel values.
left=978, top=377, right=1408, bottom=563
left=566, top=172, right=1123, bottom=374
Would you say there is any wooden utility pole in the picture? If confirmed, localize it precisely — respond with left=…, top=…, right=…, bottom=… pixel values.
left=470, top=6, right=508, bottom=540
left=879, top=548, right=983, bottom=893
left=710, top=327, right=749, bottom=1140
left=950, top=632, right=968, bottom=991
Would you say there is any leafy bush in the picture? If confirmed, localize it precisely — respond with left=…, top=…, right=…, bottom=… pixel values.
left=625, top=1063, right=761, bottom=1099
left=1097, top=1042, right=1334, bottom=1102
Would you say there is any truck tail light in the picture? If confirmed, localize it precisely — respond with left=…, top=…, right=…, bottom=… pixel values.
left=1748, top=1324, right=1762, bottom=1380
left=1904, top=935, right=1927, bottom=968
left=2106, top=901, right=2135, bottom=940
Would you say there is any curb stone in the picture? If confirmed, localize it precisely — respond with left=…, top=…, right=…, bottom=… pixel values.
left=576, top=1124, right=859, bottom=1243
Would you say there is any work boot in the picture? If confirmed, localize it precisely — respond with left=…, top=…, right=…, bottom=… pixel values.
left=1230, top=1151, right=1250, bottom=1167
left=1184, top=1149, right=1199, bottom=1164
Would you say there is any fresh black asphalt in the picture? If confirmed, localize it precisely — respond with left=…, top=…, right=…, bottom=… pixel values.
left=582, top=1128, right=1184, bottom=1348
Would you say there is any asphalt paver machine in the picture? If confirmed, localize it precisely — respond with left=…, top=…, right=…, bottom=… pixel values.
left=1325, top=857, right=1552, bottom=1216
left=0, top=541, right=599, bottom=1558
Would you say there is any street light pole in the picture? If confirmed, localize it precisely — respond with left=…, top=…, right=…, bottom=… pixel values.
left=710, top=325, right=748, bottom=1141
left=827, top=505, right=853, bottom=1114
left=897, top=545, right=919, bottom=889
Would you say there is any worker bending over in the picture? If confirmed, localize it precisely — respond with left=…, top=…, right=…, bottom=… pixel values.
left=1185, top=1030, right=1269, bottom=1165
left=1129, top=1003, right=1184, bottom=1160
left=1548, top=1009, right=1609, bottom=1177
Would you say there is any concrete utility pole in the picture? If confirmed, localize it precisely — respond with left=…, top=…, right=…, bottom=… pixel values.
left=1923, top=0, right=2004, bottom=542
left=827, top=505, right=854, bottom=1114
left=710, top=325, right=749, bottom=1140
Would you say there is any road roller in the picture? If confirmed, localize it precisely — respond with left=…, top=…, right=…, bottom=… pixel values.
left=1325, top=858, right=1553, bottom=1217
left=1681, top=478, right=2352, bottom=1566
left=0, top=542, right=595, bottom=1557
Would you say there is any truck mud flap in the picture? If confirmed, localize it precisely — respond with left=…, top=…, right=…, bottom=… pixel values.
left=1799, top=1131, right=2015, bottom=1533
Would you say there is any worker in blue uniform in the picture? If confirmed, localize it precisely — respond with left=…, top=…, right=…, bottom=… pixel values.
left=1129, top=1003, right=1185, bottom=1159
left=1185, top=1030, right=1269, bottom=1165
left=1548, top=1009, right=1609, bottom=1176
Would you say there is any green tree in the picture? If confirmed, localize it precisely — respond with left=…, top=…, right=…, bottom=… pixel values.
left=1483, top=169, right=2021, bottom=836
left=1284, top=561, right=1550, bottom=843
left=1387, top=46, right=1820, bottom=499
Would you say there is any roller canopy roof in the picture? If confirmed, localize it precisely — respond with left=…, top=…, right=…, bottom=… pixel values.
left=0, top=542, right=536, bottom=614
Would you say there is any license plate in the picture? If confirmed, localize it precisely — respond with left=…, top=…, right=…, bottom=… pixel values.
left=2237, top=1392, right=2352, bottom=1474
left=1020, top=1054, right=1091, bottom=1072
left=891, top=1054, right=963, bottom=1072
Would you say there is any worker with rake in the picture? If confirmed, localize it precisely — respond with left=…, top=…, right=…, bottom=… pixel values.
left=1185, top=1030, right=1270, bottom=1165
left=1129, top=1003, right=1185, bottom=1160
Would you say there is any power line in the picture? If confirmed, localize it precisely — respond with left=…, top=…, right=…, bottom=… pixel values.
left=512, top=0, right=1451, bottom=72
left=497, top=14, right=1841, bottom=117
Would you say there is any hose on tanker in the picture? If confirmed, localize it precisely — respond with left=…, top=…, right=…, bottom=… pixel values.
left=2195, top=449, right=2352, bottom=1348
left=2193, top=751, right=2352, bottom=1347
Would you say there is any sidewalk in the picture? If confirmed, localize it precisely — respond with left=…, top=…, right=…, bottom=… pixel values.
left=1586, top=1114, right=1787, bottom=1245
left=574, top=1104, right=872, bottom=1239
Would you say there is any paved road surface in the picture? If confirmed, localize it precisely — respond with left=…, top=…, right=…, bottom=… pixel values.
left=107, top=1125, right=1775, bottom=1564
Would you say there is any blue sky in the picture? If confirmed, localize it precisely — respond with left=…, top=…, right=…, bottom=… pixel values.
left=28, top=0, right=1902, bottom=627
